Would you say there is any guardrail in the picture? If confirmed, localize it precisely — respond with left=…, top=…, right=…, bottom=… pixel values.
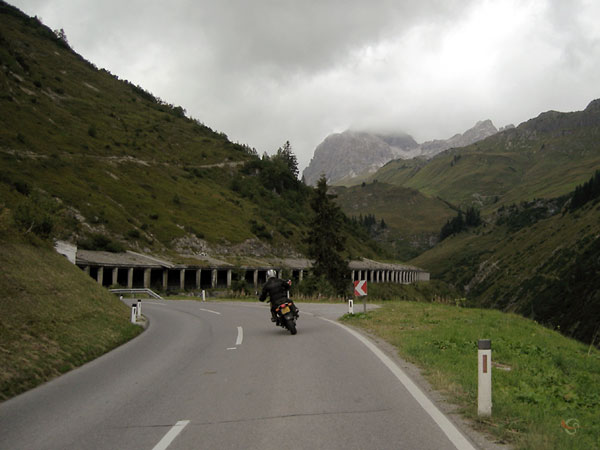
left=110, top=288, right=163, bottom=300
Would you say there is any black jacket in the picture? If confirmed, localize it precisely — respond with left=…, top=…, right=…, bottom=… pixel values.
left=259, top=278, right=290, bottom=307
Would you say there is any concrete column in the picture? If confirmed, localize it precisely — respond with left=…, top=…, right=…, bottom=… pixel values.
left=370, top=270, right=374, bottom=282
left=112, top=267, right=119, bottom=286
left=143, top=268, right=151, bottom=288
left=253, top=270, right=258, bottom=289
left=180, top=269, right=185, bottom=291
left=196, top=269, right=202, bottom=289
left=299, top=270, right=303, bottom=282
left=84, top=265, right=90, bottom=276
left=227, top=269, right=232, bottom=289
left=127, top=267, right=133, bottom=288
left=162, top=269, right=168, bottom=290
left=211, top=269, right=217, bottom=288
left=351, top=270, right=355, bottom=281
left=97, top=266, right=104, bottom=285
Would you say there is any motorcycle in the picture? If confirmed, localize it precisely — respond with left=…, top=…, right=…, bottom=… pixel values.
left=274, top=300, right=298, bottom=335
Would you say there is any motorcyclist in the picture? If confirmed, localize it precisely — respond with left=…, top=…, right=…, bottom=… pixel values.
left=259, top=269, right=299, bottom=322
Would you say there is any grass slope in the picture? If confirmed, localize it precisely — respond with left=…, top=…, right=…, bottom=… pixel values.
left=333, top=181, right=455, bottom=259
left=0, top=233, right=142, bottom=401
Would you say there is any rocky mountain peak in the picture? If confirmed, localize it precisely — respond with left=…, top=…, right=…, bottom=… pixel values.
left=302, top=130, right=421, bottom=186
left=303, top=120, right=499, bottom=186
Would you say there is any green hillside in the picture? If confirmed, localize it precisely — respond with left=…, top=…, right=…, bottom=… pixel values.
left=412, top=188, right=600, bottom=345
left=371, top=101, right=600, bottom=211
left=335, top=102, right=600, bottom=261
left=332, top=181, right=456, bottom=259
left=0, top=1, right=380, bottom=261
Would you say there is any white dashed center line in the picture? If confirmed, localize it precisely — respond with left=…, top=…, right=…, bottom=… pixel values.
left=152, top=420, right=190, bottom=450
left=227, top=326, right=243, bottom=350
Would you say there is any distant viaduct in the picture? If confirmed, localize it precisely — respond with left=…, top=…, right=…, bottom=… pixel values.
left=55, top=242, right=429, bottom=292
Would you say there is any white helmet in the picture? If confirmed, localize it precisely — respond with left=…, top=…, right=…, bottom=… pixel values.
left=267, top=269, right=277, bottom=278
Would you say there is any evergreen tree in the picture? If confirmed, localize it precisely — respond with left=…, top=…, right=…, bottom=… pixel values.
left=275, top=141, right=299, bottom=179
left=306, top=176, right=349, bottom=294
left=570, top=169, right=600, bottom=210
left=465, top=206, right=481, bottom=227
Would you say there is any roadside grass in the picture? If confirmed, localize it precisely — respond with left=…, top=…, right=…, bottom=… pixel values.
left=341, top=301, right=600, bottom=450
left=0, top=237, right=142, bottom=401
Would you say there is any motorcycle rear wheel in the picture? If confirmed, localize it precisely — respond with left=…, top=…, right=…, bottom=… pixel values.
left=286, top=317, right=297, bottom=335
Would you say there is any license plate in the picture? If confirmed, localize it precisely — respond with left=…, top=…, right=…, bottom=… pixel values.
left=281, top=306, right=290, bottom=315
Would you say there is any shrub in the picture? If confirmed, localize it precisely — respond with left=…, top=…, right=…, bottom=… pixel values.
left=78, top=234, right=124, bottom=253
left=126, top=229, right=140, bottom=239
left=13, top=180, right=30, bottom=196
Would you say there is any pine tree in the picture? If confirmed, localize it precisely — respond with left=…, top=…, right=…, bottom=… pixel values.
left=306, top=176, right=349, bottom=294
left=275, top=141, right=299, bottom=179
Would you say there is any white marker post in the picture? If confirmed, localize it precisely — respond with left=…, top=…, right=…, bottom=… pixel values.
left=201, top=290, right=206, bottom=302
left=136, top=299, right=142, bottom=318
left=478, top=339, right=492, bottom=417
left=130, top=304, right=137, bottom=324
left=348, top=299, right=354, bottom=314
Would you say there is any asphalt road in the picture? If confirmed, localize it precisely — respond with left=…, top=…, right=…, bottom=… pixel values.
left=0, top=300, right=480, bottom=450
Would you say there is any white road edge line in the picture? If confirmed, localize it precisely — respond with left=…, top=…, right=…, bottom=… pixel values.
left=152, top=420, right=190, bottom=450
left=199, top=308, right=221, bottom=315
left=320, top=317, right=476, bottom=450
left=236, top=326, right=244, bottom=346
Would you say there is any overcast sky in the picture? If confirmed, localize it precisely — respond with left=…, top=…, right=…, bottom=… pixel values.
left=9, top=0, right=600, bottom=172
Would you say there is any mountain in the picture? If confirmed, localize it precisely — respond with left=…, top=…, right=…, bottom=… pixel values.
left=302, top=130, right=419, bottom=186
left=302, top=120, right=500, bottom=186
left=378, top=102, right=599, bottom=345
left=0, top=2, right=381, bottom=262
left=372, top=100, right=600, bottom=210
left=420, top=119, right=500, bottom=157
